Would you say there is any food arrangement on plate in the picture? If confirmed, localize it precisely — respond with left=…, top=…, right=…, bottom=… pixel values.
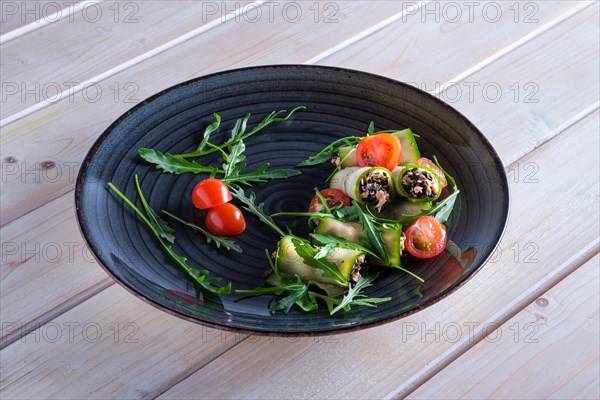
left=108, top=106, right=460, bottom=315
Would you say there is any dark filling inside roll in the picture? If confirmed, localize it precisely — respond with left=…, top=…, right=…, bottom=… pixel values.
left=359, top=171, right=392, bottom=211
left=350, top=255, right=366, bottom=285
left=401, top=168, right=438, bottom=199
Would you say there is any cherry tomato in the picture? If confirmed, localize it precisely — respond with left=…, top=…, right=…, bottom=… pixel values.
left=205, top=203, right=246, bottom=236
left=356, top=133, right=402, bottom=171
left=404, top=216, right=447, bottom=259
left=416, top=157, right=448, bottom=189
left=192, top=178, right=232, bottom=209
left=309, top=188, right=352, bottom=213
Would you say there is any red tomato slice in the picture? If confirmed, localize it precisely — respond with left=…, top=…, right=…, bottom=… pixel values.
left=192, top=178, right=232, bottom=209
left=356, top=133, right=402, bottom=170
left=205, top=203, right=246, bottom=236
left=404, top=216, right=447, bottom=259
left=416, top=157, right=448, bottom=189
left=309, top=188, right=352, bottom=213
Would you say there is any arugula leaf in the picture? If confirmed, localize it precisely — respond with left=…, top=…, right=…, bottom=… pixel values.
left=195, top=113, right=221, bottom=154
left=107, top=177, right=232, bottom=295
left=310, top=233, right=378, bottom=259
left=298, top=136, right=362, bottom=166
left=162, top=210, right=242, bottom=253
left=230, top=186, right=286, bottom=237
left=310, top=274, right=390, bottom=315
left=353, top=201, right=389, bottom=264
left=178, top=106, right=306, bottom=158
left=138, top=149, right=222, bottom=175
left=367, top=121, right=375, bottom=135
left=221, top=163, right=301, bottom=186
left=222, top=139, right=247, bottom=178
left=290, top=237, right=347, bottom=284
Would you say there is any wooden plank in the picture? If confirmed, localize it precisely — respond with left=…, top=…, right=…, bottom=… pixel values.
left=0, top=0, right=595, bottom=350
left=0, top=0, right=79, bottom=37
left=0, top=0, right=585, bottom=226
left=157, top=113, right=600, bottom=399
left=0, top=193, right=112, bottom=345
left=319, top=0, right=599, bottom=166
left=0, top=285, right=246, bottom=399
left=0, top=0, right=252, bottom=120
left=408, top=254, right=600, bottom=400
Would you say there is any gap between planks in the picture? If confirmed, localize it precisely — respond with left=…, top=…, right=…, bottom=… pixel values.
left=0, top=0, right=98, bottom=44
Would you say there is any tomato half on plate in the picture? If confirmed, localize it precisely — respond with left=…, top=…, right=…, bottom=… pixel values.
left=309, top=188, right=352, bottom=213
left=404, top=216, right=447, bottom=258
left=356, top=133, right=402, bottom=171
left=192, top=178, right=232, bottom=209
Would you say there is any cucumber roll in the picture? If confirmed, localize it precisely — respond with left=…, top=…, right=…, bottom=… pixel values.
left=395, top=163, right=442, bottom=202
left=314, top=217, right=404, bottom=267
left=275, top=235, right=366, bottom=287
left=330, top=166, right=394, bottom=211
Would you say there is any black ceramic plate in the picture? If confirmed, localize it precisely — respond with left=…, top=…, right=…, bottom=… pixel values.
left=76, top=65, right=509, bottom=335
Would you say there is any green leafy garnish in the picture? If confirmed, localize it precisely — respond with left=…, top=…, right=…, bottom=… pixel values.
left=162, top=210, right=242, bottom=253
left=298, top=136, right=362, bottom=166
left=107, top=176, right=232, bottom=295
left=311, top=274, right=390, bottom=314
left=176, top=106, right=306, bottom=159
left=290, top=237, right=347, bottom=284
left=221, top=162, right=301, bottom=186
left=230, top=186, right=286, bottom=237
left=353, top=201, right=389, bottom=264
left=138, top=149, right=223, bottom=175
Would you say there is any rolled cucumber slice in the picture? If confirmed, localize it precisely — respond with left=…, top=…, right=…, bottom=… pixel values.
left=330, top=166, right=394, bottom=209
left=392, top=128, right=420, bottom=164
left=338, top=146, right=359, bottom=168
left=315, top=217, right=403, bottom=267
left=275, top=235, right=363, bottom=288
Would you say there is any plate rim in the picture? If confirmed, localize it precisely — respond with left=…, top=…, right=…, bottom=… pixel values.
left=75, top=64, right=511, bottom=336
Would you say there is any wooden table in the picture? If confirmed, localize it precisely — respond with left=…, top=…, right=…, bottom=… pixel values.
left=1, top=1, right=599, bottom=398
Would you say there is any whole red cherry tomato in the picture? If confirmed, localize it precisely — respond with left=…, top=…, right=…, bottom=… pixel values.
left=192, top=178, right=232, bottom=209
left=205, top=203, right=246, bottom=236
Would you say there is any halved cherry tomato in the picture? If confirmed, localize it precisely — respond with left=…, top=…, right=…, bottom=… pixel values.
left=416, top=157, right=448, bottom=189
left=205, top=203, right=246, bottom=236
left=192, top=178, right=232, bottom=209
left=404, top=216, right=447, bottom=259
left=356, top=133, right=402, bottom=171
left=309, top=188, right=352, bottom=213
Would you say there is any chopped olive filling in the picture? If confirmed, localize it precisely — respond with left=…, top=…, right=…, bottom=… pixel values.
left=359, top=171, right=391, bottom=211
left=350, top=255, right=366, bottom=284
left=401, top=168, right=438, bottom=199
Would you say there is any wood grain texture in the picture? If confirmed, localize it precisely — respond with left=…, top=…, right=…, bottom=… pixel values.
left=0, top=1, right=587, bottom=226
left=158, top=112, right=600, bottom=399
left=0, top=284, right=247, bottom=400
left=0, top=0, right=409, bottom=226
left=0, top=0, right=75, bottom=37
left=0, top=193, right=112, bottom=345
left=0, top=0, right=251, bottom=120
left=0, top=0, right=596, bottom=354
left=408, top=254, right=600, bottom=400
